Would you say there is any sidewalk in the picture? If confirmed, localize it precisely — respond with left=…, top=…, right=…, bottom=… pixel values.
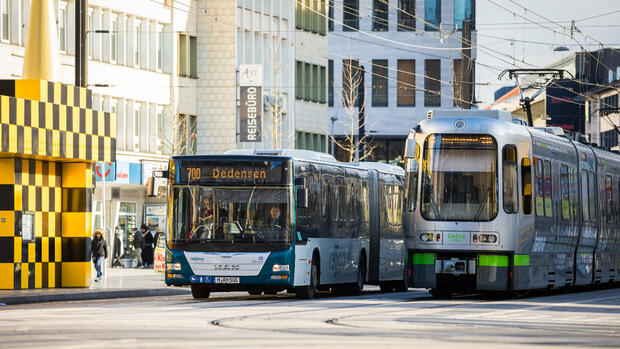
left=0, top=267, right=190, bottom=305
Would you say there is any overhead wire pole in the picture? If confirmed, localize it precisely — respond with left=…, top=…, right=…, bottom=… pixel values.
left=461, top=20, right=473, bottom=109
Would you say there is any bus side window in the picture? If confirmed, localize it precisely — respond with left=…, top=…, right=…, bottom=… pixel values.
left=581, top=170, right=589, bottom=222
left=502, top=145, right=518, bottom=214
left=521, top=158, right=532, bottom=215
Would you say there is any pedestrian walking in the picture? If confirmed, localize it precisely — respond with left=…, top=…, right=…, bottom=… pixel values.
left=141, top=224, right=154, bottom=267
left=91, top=229, right=107, bottom=282
left=132, top=228, right=144, bottom=268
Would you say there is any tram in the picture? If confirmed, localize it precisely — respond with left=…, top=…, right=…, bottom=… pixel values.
left=403, top=109, right=620, bottom=296
left=164, top=149, right=406, bottom=299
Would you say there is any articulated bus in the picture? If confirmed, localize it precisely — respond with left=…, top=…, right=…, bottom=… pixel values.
left=164, top=149, right=406, bottom=299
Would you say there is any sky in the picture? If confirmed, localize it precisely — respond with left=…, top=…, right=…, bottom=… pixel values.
left=475, top=0, right=620, bottom=106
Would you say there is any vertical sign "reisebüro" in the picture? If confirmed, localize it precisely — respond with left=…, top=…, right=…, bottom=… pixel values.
left=239, top=64, right=262, bottom=142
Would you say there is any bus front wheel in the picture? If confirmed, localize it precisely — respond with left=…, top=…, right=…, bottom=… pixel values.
left=297, top=262, right=318, bottom=299
left=191, top=285, right=211, bottom=299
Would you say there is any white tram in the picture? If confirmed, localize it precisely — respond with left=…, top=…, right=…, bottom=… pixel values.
left=403, top=110, right=620, bottom=296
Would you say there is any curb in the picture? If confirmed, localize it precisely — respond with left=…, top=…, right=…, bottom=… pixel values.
left=0, top=287, right=191, bottom=305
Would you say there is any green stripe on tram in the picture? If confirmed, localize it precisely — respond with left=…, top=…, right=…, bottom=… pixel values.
left=514, top=254, right=530, bottom=266
left=478, top=254, right=508, bottom=267
left=412, top=253, right=435, bottom=265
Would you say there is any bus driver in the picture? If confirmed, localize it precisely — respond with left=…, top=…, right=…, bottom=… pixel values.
left=267, top=206, right=284, bottom=241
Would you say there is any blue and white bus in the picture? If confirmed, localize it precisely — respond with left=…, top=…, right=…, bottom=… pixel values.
left=164, top=149, right=406, bottom=299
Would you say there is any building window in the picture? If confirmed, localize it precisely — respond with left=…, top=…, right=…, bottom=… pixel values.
left=372, top=60, right=388, bottom=107
left=424, top=0, right=441, bottom=31
left=296, top=61, right=327, bottom=103
left=424, top=59, right=441, bottom=106
left=157, top=24, right=163, bottom=71
left=178, top=114, right=197, bottom=155
left=134, top=19, right=141, bottom=67
left=156, top=106, right=163, bottom=154
left=178, top=33, right=197, bottom=78
left=328, top=0, right=334, bottom=31
left=454, top=0, right=475, bottom=30
left=398, top=0, right=415, bottom=31
left=134, top=102, right=141, bottom=151
left=343, top=0, right=359, bottom=31
left=296, top=0, right=327, bottom=35
left=373, top=0, right=389, bottom=31
left=342, top=59, right=360, bottom=107
left=110, top=13, right=118, bottom=63
left=88, top=9, right=93, bottom=58
left=0, top=0, right=10, bottom=43
left=58, top=2, right=67, bottom=52
left=601, top=129, right=619, bottom=148
left=397, top=59, right=415, bottom=106
left=125, top=17, right=130, bottom=65
left=328, top=59, right=334, bottom=107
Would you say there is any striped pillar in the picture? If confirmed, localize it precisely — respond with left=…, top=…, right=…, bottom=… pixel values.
left=61, top=163, right=92, bottom=287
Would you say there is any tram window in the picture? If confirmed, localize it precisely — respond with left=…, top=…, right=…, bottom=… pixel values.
left=560, top=165, right=570, bottom=220
left=406, top=158, right=418, bottom=212
left=588, top=171, right=596, bottom=222
left=581, top=170, right=589, bottom=222
left=502, top=146, right=518, bottom=214
left=543, top=160, right=553, bottom=218
left=606, top=175, right=613, bottom=223
left=521, top=158, right=532, bottom=215
left=535, top=159, right=545, bottom=216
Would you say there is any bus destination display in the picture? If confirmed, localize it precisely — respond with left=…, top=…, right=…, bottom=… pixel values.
left=176, top=160, right=289, bottom=185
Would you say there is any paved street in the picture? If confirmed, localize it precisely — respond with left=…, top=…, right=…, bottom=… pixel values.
left=1, top=287, right=618, bottom=348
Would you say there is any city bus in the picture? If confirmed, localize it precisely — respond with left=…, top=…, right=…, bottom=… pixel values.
left=163, top=149, right=406, bottom=299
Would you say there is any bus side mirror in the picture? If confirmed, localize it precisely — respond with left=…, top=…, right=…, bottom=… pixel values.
left=296, top=188, right=308, bottom=208
left=146, top=177, right=156, bottom=197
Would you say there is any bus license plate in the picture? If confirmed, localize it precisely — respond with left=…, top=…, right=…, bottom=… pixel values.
left=214, top=277, right=240, bottom=284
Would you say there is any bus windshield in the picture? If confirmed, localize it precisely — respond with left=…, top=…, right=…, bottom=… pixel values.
left=171, top=186, right=291, bottom=247
left=421, top=134, right=498, bottom=221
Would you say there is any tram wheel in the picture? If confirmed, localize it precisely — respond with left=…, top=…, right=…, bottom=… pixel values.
left=191, top=285, right=211, bottom=299
left=379, top=284, right=394, bottom=293
left=430, top=288, right=452, bottom=299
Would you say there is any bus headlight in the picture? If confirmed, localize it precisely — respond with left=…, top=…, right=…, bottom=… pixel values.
left=167, top=263, right=182, bottom=271
left=272, top=264, right=290, bottom=272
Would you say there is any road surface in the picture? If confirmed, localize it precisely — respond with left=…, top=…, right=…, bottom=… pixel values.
left=1, top=287, right=619, bottom=348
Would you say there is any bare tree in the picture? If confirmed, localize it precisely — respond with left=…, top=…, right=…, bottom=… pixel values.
left=263, top=34, right=290, bottom=150
left=158, top=84, right=196, bottom=157
left=331, top=60, right=374, bottom=162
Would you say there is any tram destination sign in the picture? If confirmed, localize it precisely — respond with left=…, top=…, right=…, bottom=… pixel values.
left=176, top=160, right=289, bottom=185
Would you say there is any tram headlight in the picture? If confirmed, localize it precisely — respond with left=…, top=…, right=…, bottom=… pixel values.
left=473, top=233, right=498, bottom=244
left=420, top=233, right=430, bottom=242
left=488, top=235, right=497, bottom=243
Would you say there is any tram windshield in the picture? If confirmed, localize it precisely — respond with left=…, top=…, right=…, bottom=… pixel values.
left=421, top=134, right=498, bottom=221
left=171, top=186, right=291, bottom=249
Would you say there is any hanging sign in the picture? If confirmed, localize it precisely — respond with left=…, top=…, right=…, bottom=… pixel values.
left=239, top=64, right=262, bottom=142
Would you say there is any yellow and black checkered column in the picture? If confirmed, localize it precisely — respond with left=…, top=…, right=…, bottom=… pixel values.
left=0, top=79, right=115, bottom=289
left=60, top=163, right=92, bottom=287
left=0, top=158, right=62, bottom=289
